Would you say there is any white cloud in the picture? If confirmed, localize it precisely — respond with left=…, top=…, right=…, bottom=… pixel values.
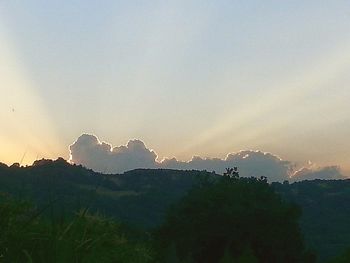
left=159, top=151, right=292, bottom=182
left=69, top=134, right=157, bottom=173
left=291, top=166, right=344, bottom=181
left=69, top=134, right=345, bottom=182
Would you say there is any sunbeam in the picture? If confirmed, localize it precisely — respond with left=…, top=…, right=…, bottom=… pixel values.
left=0, top=21, right=62, bottom=165
left=0, top=1, right=349, bottom=171
left=182, top=43, right=350, bottom=161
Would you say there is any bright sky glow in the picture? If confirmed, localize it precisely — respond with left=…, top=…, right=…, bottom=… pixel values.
left=0, top=1, right=349, bottom=173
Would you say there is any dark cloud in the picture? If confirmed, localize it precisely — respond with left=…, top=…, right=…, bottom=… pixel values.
left=69, top=134, right=346, bottom=182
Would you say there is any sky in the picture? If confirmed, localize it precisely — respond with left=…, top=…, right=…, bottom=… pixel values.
left=0, top=1, right=349, bottom=175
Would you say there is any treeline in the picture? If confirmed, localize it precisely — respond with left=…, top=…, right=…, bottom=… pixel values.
left=0, top=174, right=315, bottom=262
left=1, top=159, right=350, bottom=261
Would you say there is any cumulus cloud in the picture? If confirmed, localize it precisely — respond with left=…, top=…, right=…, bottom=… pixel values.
left=291, top=166, right=344, bottom=181
left=69, top=134, right=346, bottom=182
left=159, top=151, right=292, bottom=182
left=69, top=134, right=157, bottom=173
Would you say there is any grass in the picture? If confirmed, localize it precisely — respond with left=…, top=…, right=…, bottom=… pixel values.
left=0, top=193, right=154, bottom=263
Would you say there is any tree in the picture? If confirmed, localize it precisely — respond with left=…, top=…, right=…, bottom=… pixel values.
left=328, top=248, right=350, bottom=263
left=155, top=171, right=315, bottom=263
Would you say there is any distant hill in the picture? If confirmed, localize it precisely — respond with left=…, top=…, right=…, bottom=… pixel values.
left=0, top=158, right=212, bottom=227
left=0, top=158, right=350, bottom=262
left=273, top=180, right=350, bottom=262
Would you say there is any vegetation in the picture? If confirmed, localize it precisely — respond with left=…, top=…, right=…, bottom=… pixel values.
left=272, top=180, right=350, bottom=262
left=0, top=193, right=153, bottom=262
left=0, top=159, right=205, bottom=227
left=1, top=159, right=350, bottom=262
left=155, top=170, right=315, bottom=262
left=327, top=248, right=350, bottom=263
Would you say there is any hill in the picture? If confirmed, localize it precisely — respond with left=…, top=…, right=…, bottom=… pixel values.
left=0, top=159, right=350, bottom=261
left=0, top=159, right=211, bottom=227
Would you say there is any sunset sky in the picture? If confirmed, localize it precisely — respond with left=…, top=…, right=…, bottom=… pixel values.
left=1, top=1, right=349, bottom=174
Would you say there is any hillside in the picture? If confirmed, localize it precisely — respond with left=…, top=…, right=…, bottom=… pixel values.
left=0, top=159, right=211, bottom=227
left=0, top=159, right=350, bottom=261
left=273, top=180, right=350, bottom=261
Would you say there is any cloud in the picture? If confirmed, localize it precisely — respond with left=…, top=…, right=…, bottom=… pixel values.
left=69, top=134, right=157, bottom=173
left=69, top=134, right=346, bottom=182
left=291, top=166, right=344, bottom=181
left=159, top=151, right=292, bottom=182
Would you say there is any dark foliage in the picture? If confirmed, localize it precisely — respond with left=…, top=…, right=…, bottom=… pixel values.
left=0, top=193, right=153, bottom=263
left=273, top=180, right=350, bottom=261
left=0, top=159, right=212, bottom=228
left=1, top=160, right=350, bottom=261
left=327, top=247, right=350, bottom=263
left=155, top=175, right=314, bottom=263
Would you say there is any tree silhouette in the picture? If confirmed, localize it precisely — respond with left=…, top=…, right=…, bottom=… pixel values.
left=155, top=169, right=315, bottom=263
left=223, top=167, right=239, bottom=178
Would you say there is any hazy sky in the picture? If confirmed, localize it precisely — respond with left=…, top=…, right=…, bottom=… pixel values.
left=1, top=1, right=349, bottom=173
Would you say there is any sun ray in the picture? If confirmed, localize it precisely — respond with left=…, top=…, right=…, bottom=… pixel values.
left=0, top=20, right=62, bottom=165
left=182, top=43, right=350, bottom=155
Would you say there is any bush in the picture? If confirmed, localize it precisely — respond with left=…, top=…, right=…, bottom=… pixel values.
left=155, top=175, right=316, bottom=263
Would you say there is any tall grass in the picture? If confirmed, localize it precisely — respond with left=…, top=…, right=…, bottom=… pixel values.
left=0, top=193, right=154, bottom=263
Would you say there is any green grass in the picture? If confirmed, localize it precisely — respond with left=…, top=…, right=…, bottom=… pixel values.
left=0, top=193, right=154, bottom=263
